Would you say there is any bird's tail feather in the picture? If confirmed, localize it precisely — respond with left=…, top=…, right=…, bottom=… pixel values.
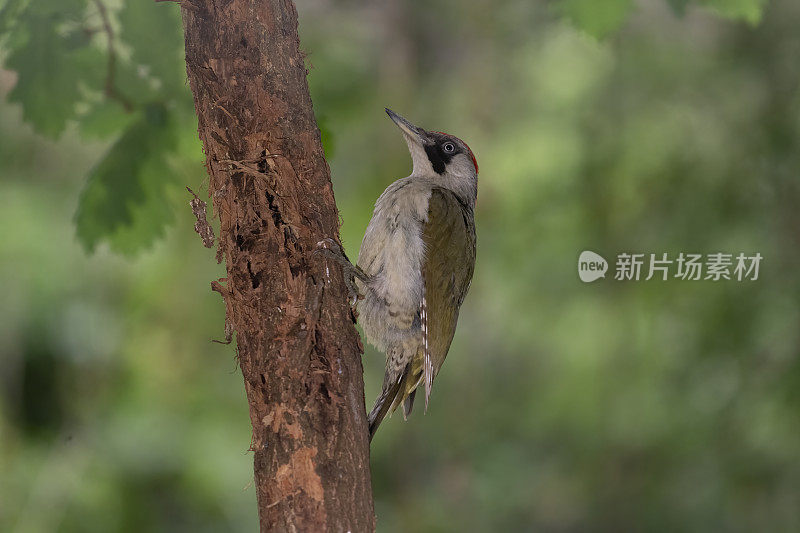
left=402, top=389, right=416, bottom=419
left=368, top=363, right=416, bottom=440
left=368, top=377, right=402, bottom=441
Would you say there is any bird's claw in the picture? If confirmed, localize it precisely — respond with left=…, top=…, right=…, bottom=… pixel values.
left=315, top=237, right=341, bottom=254
left=314, top=238, right=362, bottom=313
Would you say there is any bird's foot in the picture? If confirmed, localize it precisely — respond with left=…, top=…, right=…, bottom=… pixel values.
left=314, top=238, right=364, bottom=310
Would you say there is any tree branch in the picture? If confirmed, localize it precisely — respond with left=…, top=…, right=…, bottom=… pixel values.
left=177, top=0, right=375, bottom=530
left=94, top=0, right=134, bottom=112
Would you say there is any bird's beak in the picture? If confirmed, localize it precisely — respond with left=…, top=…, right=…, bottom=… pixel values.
left=386, top=108, right=427, bottom=145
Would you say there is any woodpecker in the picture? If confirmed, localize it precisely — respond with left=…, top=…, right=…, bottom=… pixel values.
left=321, top=109, right=477, bottom=440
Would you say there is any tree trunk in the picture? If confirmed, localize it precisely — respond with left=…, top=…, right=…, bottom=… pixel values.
left=178, top=1, right=375, bottom=531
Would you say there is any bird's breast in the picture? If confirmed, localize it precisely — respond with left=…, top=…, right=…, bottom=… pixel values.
left=357, top=178, right=433, bottom=337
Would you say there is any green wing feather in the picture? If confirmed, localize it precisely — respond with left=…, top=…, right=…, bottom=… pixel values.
left=369, top=187, right=475, bottom=436
left=420, top=187, right=476, bottom=409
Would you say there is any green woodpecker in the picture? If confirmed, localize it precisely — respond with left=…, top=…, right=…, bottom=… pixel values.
left=322, top=109, right=478, bottom=440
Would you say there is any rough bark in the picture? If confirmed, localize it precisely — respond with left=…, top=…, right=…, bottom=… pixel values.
left=178, top=1, right=375, bottom=531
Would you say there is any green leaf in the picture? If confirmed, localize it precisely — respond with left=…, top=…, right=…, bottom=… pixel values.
left=78, top=99, right=136, bottom=140
left=113, top=58, right=161, bottom=106
left=75, top=104, right=180, bottom=255
left=698, top=0, right=767, bottom=24
left=557, top=0, right=634, bottom=39
left=119, top=0, right=185, bottom=94
left=5, top=11, right=104, bottom=138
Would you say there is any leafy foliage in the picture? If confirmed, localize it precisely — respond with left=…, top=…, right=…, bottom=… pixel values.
left=0, top=0, right=771, bottom=254
left=0, top=0, right=194, bottom=254
left=78, top=99, right=136, bottom=140
left=5, top=8, right=104, bottom=137
left=119, top=0, right=186, bottom=94
left=75, top=104, right=179, bottom=255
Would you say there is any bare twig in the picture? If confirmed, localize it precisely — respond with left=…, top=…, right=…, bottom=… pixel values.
left=94, top=0, right=134, bottom=112
left=212, top=317, right=233, bottom=345
left=187, top=187, right=216, bottom=248
left=211, top=278, right=230, bottom=297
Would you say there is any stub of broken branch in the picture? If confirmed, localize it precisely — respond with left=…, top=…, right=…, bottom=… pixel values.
left=212, top=316, right=233, bottom=345
left=210, top=278, right=233, bottom=345
left=187, top=187, right=215, bottom=248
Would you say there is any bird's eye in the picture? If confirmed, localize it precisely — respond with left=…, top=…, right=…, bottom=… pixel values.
left=442, top=142, right=456, bottom=153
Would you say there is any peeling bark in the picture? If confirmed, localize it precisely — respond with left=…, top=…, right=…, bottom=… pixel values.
left=178, top=1, right=375, bottom=531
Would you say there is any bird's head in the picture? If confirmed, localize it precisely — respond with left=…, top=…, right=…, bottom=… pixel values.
left=386, top=108, right=478, bottom=206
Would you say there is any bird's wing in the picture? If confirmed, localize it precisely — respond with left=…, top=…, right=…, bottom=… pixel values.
left=420, top=187, right=476, bottom=409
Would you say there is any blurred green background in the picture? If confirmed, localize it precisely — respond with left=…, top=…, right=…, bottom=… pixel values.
left=2, top=0, right=799, bottom=531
